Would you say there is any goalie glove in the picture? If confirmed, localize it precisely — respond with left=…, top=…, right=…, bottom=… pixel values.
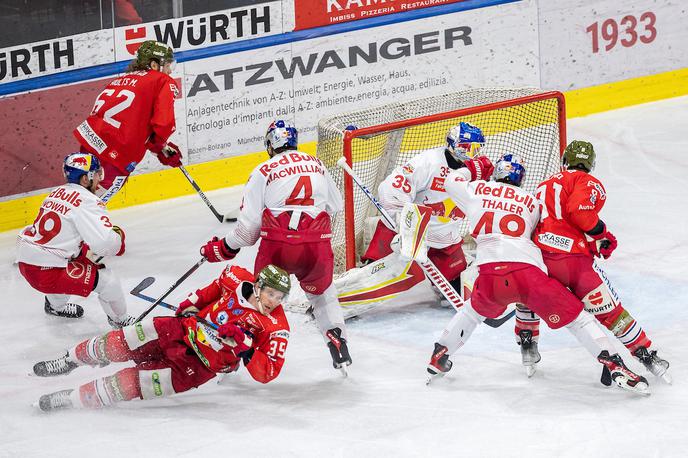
left=586, top=221, right=618, bottom=259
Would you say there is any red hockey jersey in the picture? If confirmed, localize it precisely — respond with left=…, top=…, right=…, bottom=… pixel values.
left=533, top=169, right=607, bottom=256
left=181, top=265, right=290, bottom=383
left=73, top=70, right=178, bottom=172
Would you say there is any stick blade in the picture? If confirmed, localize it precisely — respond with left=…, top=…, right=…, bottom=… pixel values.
left=130, top=277, right=156, bottom=295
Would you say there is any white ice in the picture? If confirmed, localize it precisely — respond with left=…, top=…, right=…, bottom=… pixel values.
left=1, top=96, right=687, bottom=457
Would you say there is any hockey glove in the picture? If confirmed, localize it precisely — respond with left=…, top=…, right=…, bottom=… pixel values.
left=464, top=156, right=495, bottom=181
left=200, top=236, right=239, bottom=263
left=217, top=324, right=253, bottom=354
left=176, top=294, right=200, bottom=317
left=112, top=225, right=125, bottom=256
left=155, top=142, right=183, bottom=168
left=75, top=243, right=105, bottom=269
left=587, top=223, right=618, bottom=259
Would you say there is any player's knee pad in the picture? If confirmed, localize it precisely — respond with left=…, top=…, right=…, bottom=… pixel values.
left=439, top=300, right=483, bottom=353
left=307, top=285, right=346, bottom=337
left=123, top=321, right=160, bottom=351
left=139, top=367, right=175, bottom=400
left=565, top=310, right=610, bottom=358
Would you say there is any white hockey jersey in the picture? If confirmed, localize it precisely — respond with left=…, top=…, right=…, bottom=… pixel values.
left=444, top=168, right=547, bottom=271
left=16, top=183, right=122, bottom=267
left=226, top=150, right=343, bottom=248
left=378, top=147, right=465, bottom=249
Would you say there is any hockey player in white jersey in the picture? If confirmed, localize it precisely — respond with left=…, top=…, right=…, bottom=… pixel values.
left=426, top=153, right=650, bottom=395
left=333, top=122, right=489, bottom=317
left=199, top=120, right=351, bottom=371
left=16, top=153, right=134, bottom=327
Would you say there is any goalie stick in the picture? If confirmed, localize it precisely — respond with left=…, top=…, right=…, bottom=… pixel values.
left=133, top=257, right=206, bottom=323
left=336, top=157, right=514, bottom=328
left=179, top=165, right=238, bottom=223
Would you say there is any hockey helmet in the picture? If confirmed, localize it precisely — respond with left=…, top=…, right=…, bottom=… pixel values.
left=134, top=41, right=174, bottom=69
left=256, top=264, right=291, bottom=296
left=563, top=140, right=596, bottom=172
left=63, top=152, right=103, bottom=184
left=494, top=153, right=526, bottom=187
left=264, top=120, right=298, bottom=153
left=446, top=122, right=485, bottom=162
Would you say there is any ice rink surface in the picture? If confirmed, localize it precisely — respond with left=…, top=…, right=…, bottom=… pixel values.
left=1, top=96, right=687, bottom=457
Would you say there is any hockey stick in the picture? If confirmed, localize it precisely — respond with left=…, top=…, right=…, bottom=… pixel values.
left=133, top=257, right=207, bottom=323
left=336, top=157, right=514, bottom=328
left=129, top=276, right=219, bottom=330
left=179, top=165, right=237, bottom=223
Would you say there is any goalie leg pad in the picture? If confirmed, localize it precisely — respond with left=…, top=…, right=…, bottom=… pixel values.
left=123, top=320, right=160, bottom=351
left=360, top=219, right=396, bottom=263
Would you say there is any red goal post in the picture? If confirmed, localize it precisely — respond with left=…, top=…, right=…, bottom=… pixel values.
left=316, top=88, right=567, bottom=274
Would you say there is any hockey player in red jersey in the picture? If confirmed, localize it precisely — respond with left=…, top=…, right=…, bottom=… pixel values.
left=73, top=40, right=182, bottom=202
left=33, top=264, right=291, bottom=412
left=199, top=120, right=351, bottom=372
left=515, top=140, right=670, bottom=382
left=426, top=153, right=650, bottom=395
left=17, top=152, right=133, bottom=327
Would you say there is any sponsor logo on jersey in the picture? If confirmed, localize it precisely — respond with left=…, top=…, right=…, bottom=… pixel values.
left=430, top=176, right=446, bottom=192
left=578, top=204, right=595, bottom=210
left=151, top=372, right=163, bottom=396
left=270, top=330, right=290, bottom=340
left=402, top=164, right=415, bottom=175
left=135, top=323, right=146, bottom=341
left=217, top=311, right=229, bottom=325
left=232, top=308, right=243, bottom=316
left=76, top=121, right=107, bottom=154
left=537, top=232, right=574, bottom=252
left=227, top=298, right=235, bottom=308
left=588, top=180, right=606, bottom=200
left=548, top=314, right=561, bottom=324
left=66, top=261, right=86, bottom=279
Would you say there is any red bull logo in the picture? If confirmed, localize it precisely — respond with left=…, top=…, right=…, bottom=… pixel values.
left=70, top=155, right=91, bottom=170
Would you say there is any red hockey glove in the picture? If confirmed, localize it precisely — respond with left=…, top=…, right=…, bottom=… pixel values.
left=155, top=142, right=183, bottom=168
left=200, top=236, right=239, bottom=263
left=588, top=226, right=618, bottom=259
left=112, top=225, right=125, bottom=256
left=176, top=297, right=200, bottom=317
left=464, top=156, right=494, bottom=181
left=218, top=324, right=253, bottom=353
left=75, top=243, right=105, bottom=269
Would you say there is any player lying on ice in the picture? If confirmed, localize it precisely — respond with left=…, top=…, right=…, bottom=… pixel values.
left=33, top=264, right=291, bottom=412
left=290, top=122, right=486, bottom=320
left=199, top=120, right=352, bottom=372
left=514, top=140, right=671, bottom=382
left=16, top=152, right=134, bottom=327
left=426, top=153, right=651, bottom=395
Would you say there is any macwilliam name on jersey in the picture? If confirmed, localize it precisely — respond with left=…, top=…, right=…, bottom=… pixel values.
left=537, top=232, right=574, bottom=252
left=259, top=152, right=324, bottom=177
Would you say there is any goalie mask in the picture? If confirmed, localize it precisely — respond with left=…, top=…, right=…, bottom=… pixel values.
left=446, top=122, right=485, bottom=162
left=563, top=140, right=596, bottom=172
left=265, top=120, right=298, bottom=156
left=63, top=153, right=103, bottom=185
left=494, top=153, right=526, bottom=187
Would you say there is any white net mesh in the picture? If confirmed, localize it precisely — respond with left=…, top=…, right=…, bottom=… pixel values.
left=317, top=88, right=565, bottom=274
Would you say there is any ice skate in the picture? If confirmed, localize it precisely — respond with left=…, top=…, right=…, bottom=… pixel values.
left=38, top=389, right=75, bottom=412
left=426, top=342, right=453, bottom=385
left=634, top=346, right=671, bottom=384
left=108, top=314, right=136, bottom=329
left=44, top=297, right=83, bottom=319
left=597, top=350, right=650, bottom=396
left=518, top=330, right=541, bottom=378
left=326, top=327, right=352, bottom=376
left=33, top=352, right=79, bottom=377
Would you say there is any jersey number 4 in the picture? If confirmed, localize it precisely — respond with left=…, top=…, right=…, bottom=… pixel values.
left=285, top=176, right=314, bottom=206
left=91, top=88, right=136, bottom=129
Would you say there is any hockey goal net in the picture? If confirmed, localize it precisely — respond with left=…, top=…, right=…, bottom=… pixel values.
left=316, top=88, right=566, bottom=274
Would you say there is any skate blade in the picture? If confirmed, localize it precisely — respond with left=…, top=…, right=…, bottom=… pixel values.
left=337, top=366, right=348, bottom=378
left=615, top=379, right=651, bottom=396
left=660, top=371, right=673, bottom=385
left=525, top=364, right=537, bottom=378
